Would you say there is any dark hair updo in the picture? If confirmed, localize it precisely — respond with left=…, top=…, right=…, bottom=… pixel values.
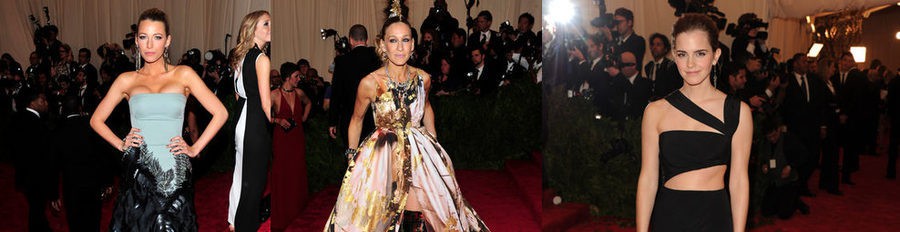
left=672, top=13, right=719, bottom=50
left=138, top=8, right=170, bottom=35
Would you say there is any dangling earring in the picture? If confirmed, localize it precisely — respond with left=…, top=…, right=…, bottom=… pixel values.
left=164, top=47, right=169, bottom=72
left=711, top=64, right=718, bottom=88
left=136, top=48, right=142, bottom=70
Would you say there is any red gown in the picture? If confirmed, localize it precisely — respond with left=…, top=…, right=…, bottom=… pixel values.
left=271, top=91, right=308, bottom=230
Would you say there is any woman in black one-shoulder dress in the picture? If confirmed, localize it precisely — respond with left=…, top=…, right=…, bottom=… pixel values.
left=227, top=10, right=272, bottom=232
left=636, top=14, right=753, bottom=232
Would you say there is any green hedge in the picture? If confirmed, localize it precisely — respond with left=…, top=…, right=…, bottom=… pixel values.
left=543, top=86, right=642, bottom=218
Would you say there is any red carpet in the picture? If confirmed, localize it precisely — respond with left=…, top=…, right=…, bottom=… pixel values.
left=543, top=152, right=900, bottom=231
left=0, top=165, right=269, bottom=232
left=284, top=159, right=542, bottom=231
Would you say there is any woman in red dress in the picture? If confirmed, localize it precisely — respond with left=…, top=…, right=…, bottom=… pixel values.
left=270, top=62, right=312, bottom=231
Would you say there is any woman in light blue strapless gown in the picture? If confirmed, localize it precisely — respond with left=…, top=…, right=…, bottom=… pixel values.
left=90, top=8, right=228, bottom=231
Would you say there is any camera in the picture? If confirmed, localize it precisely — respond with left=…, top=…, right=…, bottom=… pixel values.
left=499, top=20, right=516, bottom=34
left=726, top=14, right=769, bottom=40
left=321, top=28, right=351, bottom=55
left=204, top=50, right=231, bottom=77
left=590, top=13, right=617, bottom=29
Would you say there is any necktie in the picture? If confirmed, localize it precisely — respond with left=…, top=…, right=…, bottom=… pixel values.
left=800, top=75, right=808, bottom=102
left=480, top=33, right=487, bottom=45
left=841, top=73, right=846, bottom=85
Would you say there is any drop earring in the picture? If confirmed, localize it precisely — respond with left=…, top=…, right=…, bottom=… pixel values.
left=136, top=48, right=142, bottom=70
left=164, top=47, right=169, bottom=72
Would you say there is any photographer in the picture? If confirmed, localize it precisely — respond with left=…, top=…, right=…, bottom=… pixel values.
left=415, top=28, right=441, bottom=74
left=202, top=50, right=233, bottom=100
left=612, top=8, right=646, bottom=73
left=468, top=10, right=502, bottom=61
left=569, top=33, right=613, bottom=117
left=516, top=13, right=537, bottom=55
left=420, top=0, right=459, bottom=47
left=730, top=13, right=771, bottom=66
left=328, top=24, right=379, bottom=143
left=179, top=48, right=203, bottom=76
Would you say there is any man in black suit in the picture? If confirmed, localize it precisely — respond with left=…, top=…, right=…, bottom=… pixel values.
left=568, top=34, right=613, bottom=116
left=612, top=8, right=646, bottom=73
left=77, top=48, right=98, bottom=84
left=468, top=10, right=502, bottom=61
left=609, top=51, right=651, bottom=121
left=644, top=33, right=680, bottom=100
left=9, top=88, right=57, bottom=232
left=53, top=96, right=114, bottom=232
left=468, top=46, right=499, bottom=95
left=780, top=54, right=827, bottom=197
left=834, top=52, right=868, bottom=185
left=329, top=24, right=381, bottom=145
left=515, top=13, right=538, bottom=59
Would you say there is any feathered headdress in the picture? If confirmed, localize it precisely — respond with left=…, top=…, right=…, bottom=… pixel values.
left=389, top=0, right=402, bottom=18
left=384, top=0, right=408, bottom=20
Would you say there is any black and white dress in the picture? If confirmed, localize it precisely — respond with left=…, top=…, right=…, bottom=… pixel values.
left=229, top=46, right=271, bottom=231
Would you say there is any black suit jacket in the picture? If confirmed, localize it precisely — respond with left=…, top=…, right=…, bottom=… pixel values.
left=584, top=59, right=613, bottom=116
left=644, top=58, right=682, bottom=100
left=329, top=46, right=381, bottom=142
left=614, top=33, right=646, bottom=71
left=52, top=115, right=113, bottom=190
left=470, top=62, right=500, bottom=95
left=835, top=68, right=871, bottom=122
left=609, top=74, right=652, bottom=121
left=781, top=73, right=828, bottom=162
left=8, top=109, right=58, bottom=200
left=468, top=29, right=502, bottom=57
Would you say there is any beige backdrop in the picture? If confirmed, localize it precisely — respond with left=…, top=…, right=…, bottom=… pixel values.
left=272, top=0, right=542, bottom=82
left=0, top=0, right=270, bottom=70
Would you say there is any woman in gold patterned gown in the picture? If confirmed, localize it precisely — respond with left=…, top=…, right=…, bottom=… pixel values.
left=323, top=4, right=489, bottom=232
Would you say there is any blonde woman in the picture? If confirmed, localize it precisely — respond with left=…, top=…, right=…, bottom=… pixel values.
left=227, top=10, right=272, bottom=232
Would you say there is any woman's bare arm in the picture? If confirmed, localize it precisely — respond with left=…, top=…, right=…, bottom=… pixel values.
left=636, top=101, right=662, bottom=232
left=729, top=102, right=753, bottom=232
left=347, top=74, right=377, bottom=150
left=255, top=54, right=272, bottom=122
left=90, top=73, right=132, bottom=151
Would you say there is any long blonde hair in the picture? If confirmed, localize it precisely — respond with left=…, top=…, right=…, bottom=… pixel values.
left=231, top=10, right=269, bottom=68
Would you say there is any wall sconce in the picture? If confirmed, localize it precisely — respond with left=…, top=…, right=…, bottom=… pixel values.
left=807, top=43, right=824, bottom=57
left=850, top=46, right=866, bottom=63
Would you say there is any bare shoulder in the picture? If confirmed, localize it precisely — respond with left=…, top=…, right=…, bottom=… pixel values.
left=172, top=65, right=199, bottom=76
left=644, top=99, right=672, bottom=118
left=112, top=71, right=138, bottom=86
left=255, top=53, right=270, bottom=64
left=360, top=72, right=380, bottom=89
left=738, top=101, right=752, bottom=122
left=412, top=67, right=430, bottom=79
